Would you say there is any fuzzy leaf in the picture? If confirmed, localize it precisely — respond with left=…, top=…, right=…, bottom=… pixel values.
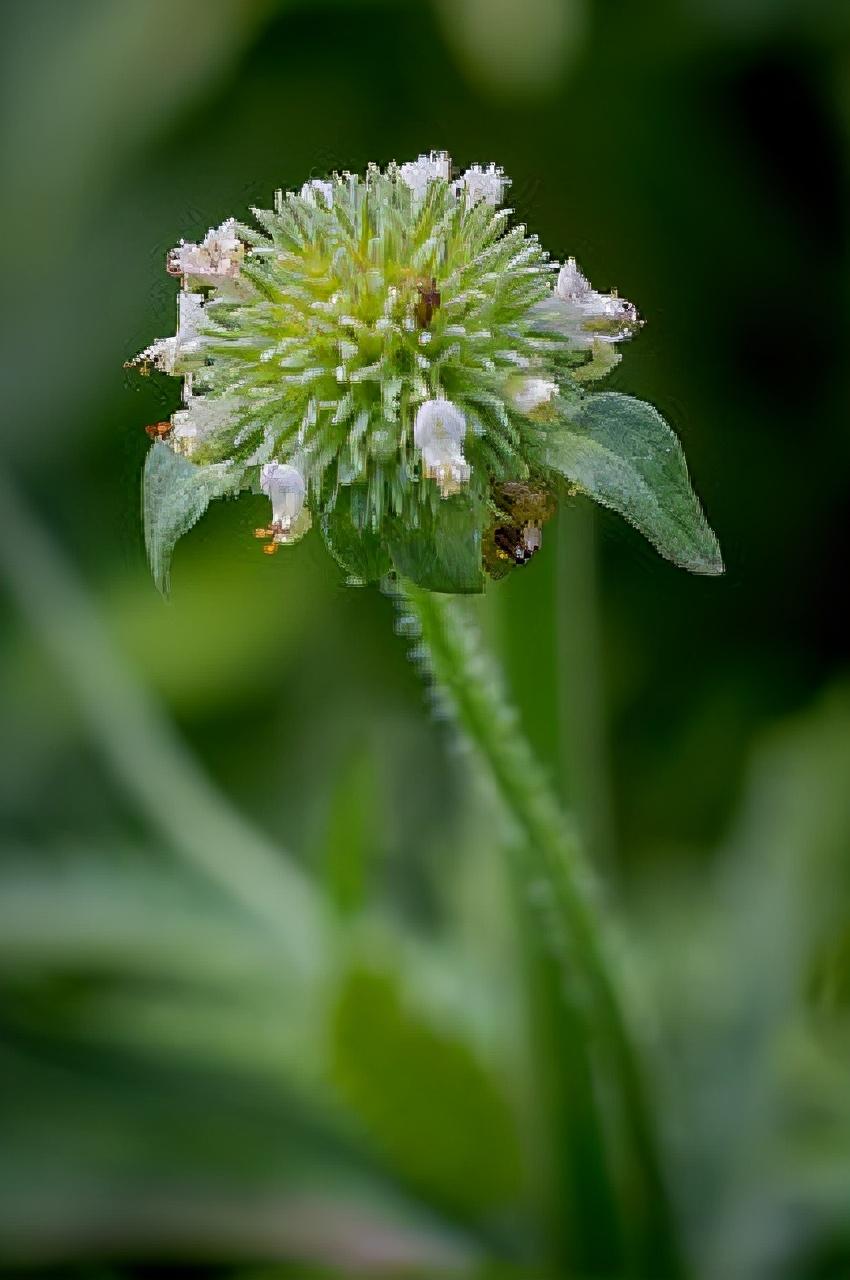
left=389, top=497, right=484, bottom=594
left=544, top=393, right=723, bottom=575
left=143, top=444, right=243, bottom=596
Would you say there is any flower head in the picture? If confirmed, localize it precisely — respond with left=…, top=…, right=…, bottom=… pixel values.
left=133, top=154, right=720, bottom=593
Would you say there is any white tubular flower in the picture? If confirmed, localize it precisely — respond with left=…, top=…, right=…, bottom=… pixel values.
left=167, top=218, right=244, bottom=285
left=134, top=291, right=205, bottom=375
left=534, top=257, right=640, bottom=349
left=413, top=398, right=471, bottom=497
left=300, top=179, right=334, bottom=206
left=398, top=152, right=452, bottom=202
left=508, top=375, right=558, bottom=415
left=454, top=163, right=509, bottom=206
left=260, top=461, right=312, bottom=544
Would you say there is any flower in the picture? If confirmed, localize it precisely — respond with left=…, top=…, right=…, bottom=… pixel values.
left=167, top=219, right=244, bottom=286
left=258, top=461, right=312, bottom=549
left=413, top=399, right=471, bottom=498
left=532, top=257, right=640, bottom=349
left=134, top=291, right=206, bottom=375
left=300, top=179, right=334, bottom=206
left=398, top=151, right=451, bottom=201
left=454, top=163, right=508, bottom=206
left=508, top=376, right=558, bottom=415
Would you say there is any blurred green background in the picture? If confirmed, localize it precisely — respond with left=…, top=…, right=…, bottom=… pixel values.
left=1, top=1, right=849, bottom=1277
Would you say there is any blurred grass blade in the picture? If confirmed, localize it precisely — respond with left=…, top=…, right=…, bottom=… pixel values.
left=332, top=966, right=524, bottom=1226
left=321, top=747, right=381, bottom=916
left=0, top=468, right=326, bottom=972
left=508, top=841, right=626, bottom=1274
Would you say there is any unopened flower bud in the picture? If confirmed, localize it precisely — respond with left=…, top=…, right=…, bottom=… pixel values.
left=508, top=375, right=558, bottom=415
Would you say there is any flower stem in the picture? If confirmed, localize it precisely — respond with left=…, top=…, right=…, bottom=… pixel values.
left=398, top=581, right=686, bottom=1279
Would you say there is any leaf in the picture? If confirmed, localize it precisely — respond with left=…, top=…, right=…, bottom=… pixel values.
left=388, top=497, right=484, bottom=594
left=320, top=489, right=392, bottom=584
left=543, top=393, right=723, bottom=575
left=331, top=967, right=523, bottom=1217
left=143, top=443, right=244, bottom=596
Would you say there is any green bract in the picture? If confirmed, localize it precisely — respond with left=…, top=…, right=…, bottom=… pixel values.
left=133, top=154, right=722, bottom=593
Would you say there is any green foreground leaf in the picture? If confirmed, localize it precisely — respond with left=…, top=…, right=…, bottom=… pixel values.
left=543, top=392, right=723, bottom=575
left=143, top=443, right=244, bottom=595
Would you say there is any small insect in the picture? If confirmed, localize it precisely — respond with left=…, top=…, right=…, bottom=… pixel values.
left=145, top=420, right=173, bottom=440
left=493, top=521, right=543, bottom=565
left=483, top=481, right=556, bottom=578
left=415, top=277, right=441, bottom=329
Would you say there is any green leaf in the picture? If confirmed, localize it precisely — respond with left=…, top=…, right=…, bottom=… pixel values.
left=143, top=443, right=244, bottom=596
left=388, top=496, right=484, bottom=594
left=332, top=967, right=523, bottom=1217
left=543, top=393, right=723, bottom=575
left=320, top=489, right=392, bottom=584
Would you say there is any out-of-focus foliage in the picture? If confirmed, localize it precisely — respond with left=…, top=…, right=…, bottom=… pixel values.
left=1, top=0, right=849, bottom=1277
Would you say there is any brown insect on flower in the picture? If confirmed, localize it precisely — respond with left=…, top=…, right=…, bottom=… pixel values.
left=415, top=277, right=441, bottom=329
left=483, top=481, right=556, bottom=578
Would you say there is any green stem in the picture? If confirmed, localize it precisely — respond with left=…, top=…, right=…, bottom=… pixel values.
left=399, top=581, right=686, bottom=1279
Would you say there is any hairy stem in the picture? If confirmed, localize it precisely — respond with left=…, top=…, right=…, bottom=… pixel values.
left=399, top=581, right=686, bottom=1279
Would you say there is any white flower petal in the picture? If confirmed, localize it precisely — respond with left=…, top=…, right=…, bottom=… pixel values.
left=260, top=461, right=310, bottom=541
left=398, top=152, right=452, bottom=201
left=535, top=257, right=640, bottom=348
left=300, top=179, right=334, bottom=207
left=414, top=398, right=470, bottom=496
left=413, top=398, right=467, bottom=448
left=454, top=163, right=509, bottom=206
left=168, top=219, right=244, bottom=284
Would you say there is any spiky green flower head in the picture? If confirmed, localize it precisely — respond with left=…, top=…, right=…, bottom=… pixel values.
left=134, top=153, right=722, bottom=595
